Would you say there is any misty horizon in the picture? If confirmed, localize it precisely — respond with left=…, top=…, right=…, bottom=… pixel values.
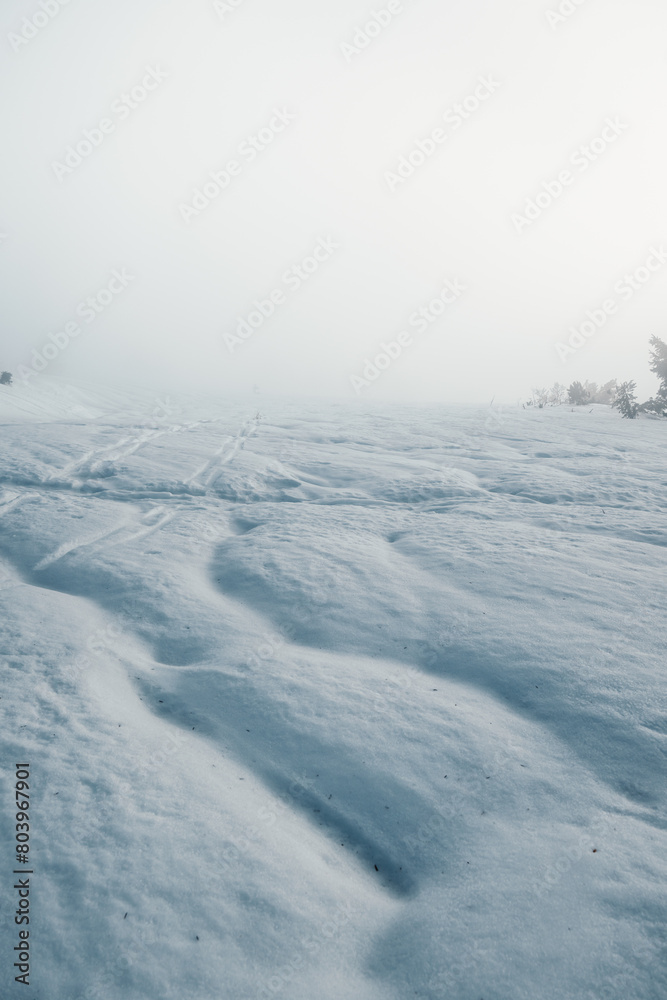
left=2, top=0, right=666, bottom=404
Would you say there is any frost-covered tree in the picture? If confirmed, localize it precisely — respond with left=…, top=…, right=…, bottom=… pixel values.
left=612, top=381, right=638, bottom=419
left=640, top=396, right=667, bottom=416
left=595, top=379, right=618, bottom=404
left=567, top=381, right=590, bottom=405
left=641, top=336, right=667, bottom=415
left=531, top=387, right=550, bottom=408
left=0, top=371, right=13, bottom=385
left=648, top=336, right=667, bottom=395
left=549, top=382, right=567, bottom=405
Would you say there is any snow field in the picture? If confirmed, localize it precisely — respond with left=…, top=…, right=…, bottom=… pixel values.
left=1, top=379, right=665, bottom=999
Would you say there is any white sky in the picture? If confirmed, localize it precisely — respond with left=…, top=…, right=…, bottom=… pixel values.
left=1, top=0, right=666, bottom=403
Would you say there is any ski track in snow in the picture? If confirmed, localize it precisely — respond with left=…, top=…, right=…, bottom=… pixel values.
left=184, top=413, right=260, bottom=487
left=1, top=380, right=666, bottom=1000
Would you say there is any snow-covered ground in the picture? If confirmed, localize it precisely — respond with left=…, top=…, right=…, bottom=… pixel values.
left=1, top=378, right=665, bottom=1000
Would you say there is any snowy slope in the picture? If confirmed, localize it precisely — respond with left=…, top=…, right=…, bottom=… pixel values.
left=1, top=380, right=666, bottom=1000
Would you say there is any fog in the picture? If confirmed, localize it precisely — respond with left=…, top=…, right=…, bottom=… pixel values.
left=1, top=0, right=666, bottom=403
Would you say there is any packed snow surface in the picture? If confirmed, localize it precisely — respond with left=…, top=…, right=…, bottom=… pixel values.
left=1, top=379, right=665, bottom=1000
